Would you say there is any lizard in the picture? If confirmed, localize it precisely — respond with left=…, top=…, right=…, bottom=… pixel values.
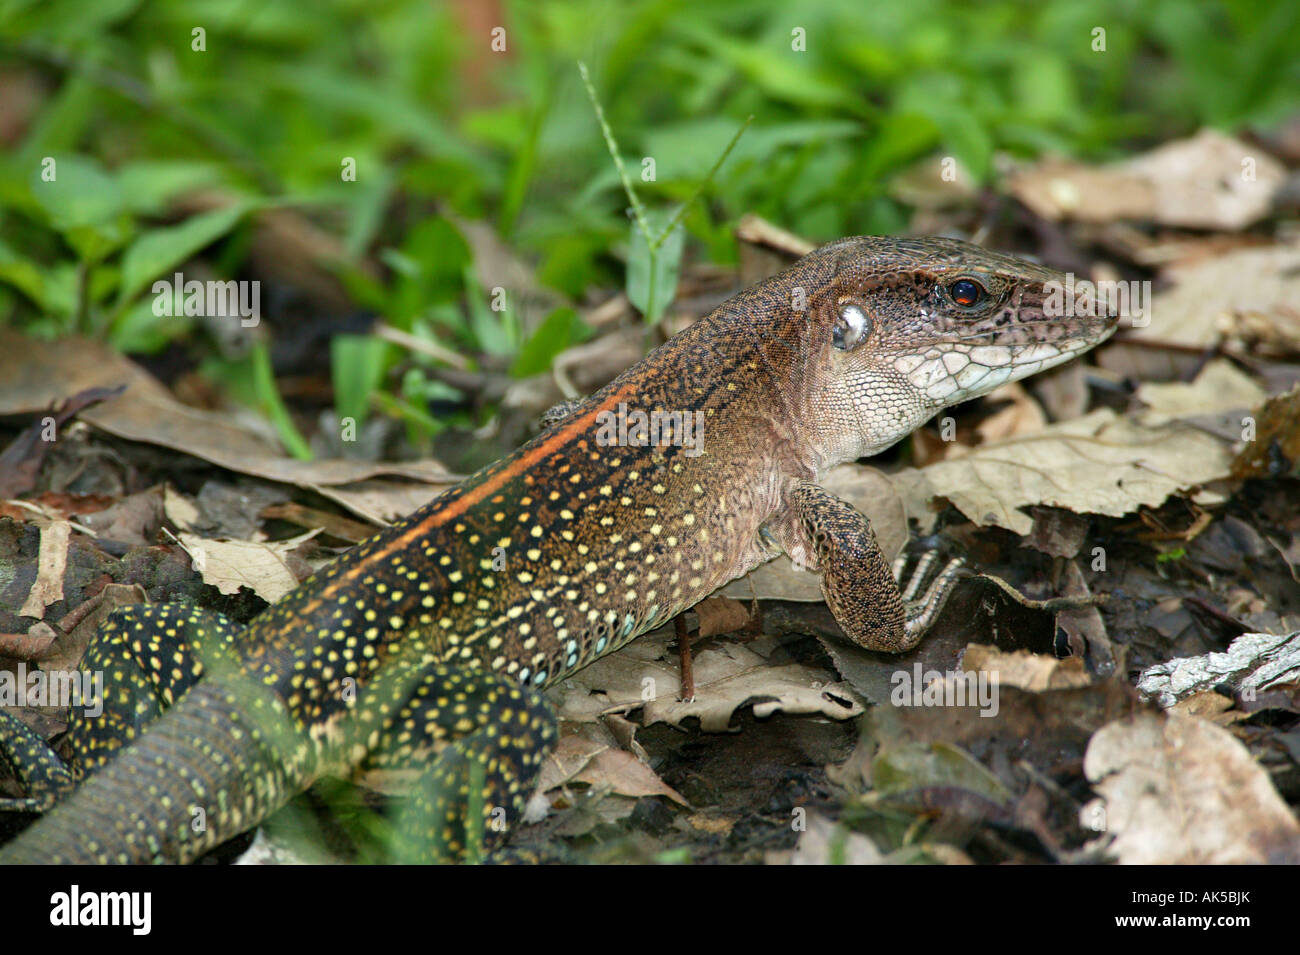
left=0, top=235, right=1117, bottom=863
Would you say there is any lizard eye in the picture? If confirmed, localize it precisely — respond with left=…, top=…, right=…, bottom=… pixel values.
left=833, top=303, right=871, bottom=350
left=948, top=278, right=985, bottom=307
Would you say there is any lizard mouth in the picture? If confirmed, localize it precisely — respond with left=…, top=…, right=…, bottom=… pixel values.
left=895, top=315, right=1118, bottom=407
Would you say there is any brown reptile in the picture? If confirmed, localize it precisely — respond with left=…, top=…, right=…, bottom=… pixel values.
left=0, top=234, right=1117, bottom=863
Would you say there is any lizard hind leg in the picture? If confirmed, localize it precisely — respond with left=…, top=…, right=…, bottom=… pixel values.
left=0, top=602, right=240, bottom=812
left=0, top=710, right=74, bottom=812
left=356, top=664, right=558, bottom=863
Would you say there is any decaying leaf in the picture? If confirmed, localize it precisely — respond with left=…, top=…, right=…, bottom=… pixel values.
left=1124, top=241, right=1300, bottom=350
left=1082, top=711, right=1300, bottom=864
left=961, top=645, right=1094, bottom=693
left=1135, top=359, right=1267, bottom=427
left=177, top=530, right=320, bottom=603
left=693, top=597, right=752, bottom=638
left=535, top=727, right=688, bottom=807
left=0, top=329, right=459, bottom=499
left=1232, top=382, right=1300, bottom=480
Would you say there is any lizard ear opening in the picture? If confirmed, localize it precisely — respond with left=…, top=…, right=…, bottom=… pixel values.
left=833, top=303, right=871, bottom=350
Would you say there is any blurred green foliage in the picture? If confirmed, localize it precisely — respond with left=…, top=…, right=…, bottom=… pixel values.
left=0, top=0, right=1296, bottom=446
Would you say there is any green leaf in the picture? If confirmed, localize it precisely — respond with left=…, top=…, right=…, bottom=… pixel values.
left=115, top=205, right=248, bottom=309
left=0, top=239, right=46, bottom=308
left=30, top=154, right=122, bottom=231
left=249, top=342, right=313, bottom=461
left=107, top=296, right=194, bottom=355
left=627, top=210, right=684, bottom=324
left=116, top=161, right=225, bottom=215
left=331, top=334, right=392, bottom=428
left=464, top=268, right=518, bottom=357
left=510, top=307, right=591, bottom=378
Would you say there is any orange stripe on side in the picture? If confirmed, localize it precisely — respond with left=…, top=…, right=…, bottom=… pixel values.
left=309, top=380, right=636, bottom=607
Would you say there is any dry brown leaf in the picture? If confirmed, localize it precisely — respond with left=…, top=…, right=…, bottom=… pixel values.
left=572, top=748, right=689, bottom=807
left=1136, top=359, right=1266, bottom=427
left=970, top=382, right=1047, bottom=446
left=1009, top=130, right=1285, bottom=230
left=177, top=530, right=319, bottom=603
left=891, top=407, right=1233, bottom=535
left=1232, top=382, right=1300, bottom=480
left=0, top=329, right=459, bottom=495
left=1126, top=241, right=1300, bottom=349
left=961, top=644, right=1093, bottom=692
left=162, top=485, right=202, bottom=532
left=555, top=628, right=862, bottom=732
left=1082, top=711, right=1300, bottom=864
left=309, top=479, right=451, bottom=526
left=693, top=597, right=752, bottom=638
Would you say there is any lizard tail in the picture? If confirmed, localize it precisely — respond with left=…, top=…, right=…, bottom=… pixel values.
left=1, top=679, right=308, bottom=864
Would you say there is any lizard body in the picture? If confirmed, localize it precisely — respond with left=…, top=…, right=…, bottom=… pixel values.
left=0, top=235, right=1116, bottom=863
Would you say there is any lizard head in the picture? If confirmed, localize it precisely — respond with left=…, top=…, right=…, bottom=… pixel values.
left=800, top=235, right=1121, bottom=458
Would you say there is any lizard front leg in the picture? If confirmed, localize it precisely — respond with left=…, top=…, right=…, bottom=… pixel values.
left=770, top=483, right=966, bottom=653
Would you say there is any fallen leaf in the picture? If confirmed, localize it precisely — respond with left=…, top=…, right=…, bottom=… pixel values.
left=960, top=644, right=1093, bottom=692
left=556, top=628, right=863, bottom=732
left=1082, top=711, right=1300, bottom=864
left=177, top=530, right=319, bottom=603
left=891, top=407, right=1234, bottom=535
left=693, top=597, right=752, bottom=638
left=0, top=329, right=459, bottom=495
left=1009, top=130, right=1285, bottom=230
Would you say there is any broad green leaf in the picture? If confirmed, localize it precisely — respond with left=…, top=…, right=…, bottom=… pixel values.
left=108, top=296, right=194, bottom=355
left=116, top=205, right=247, bottom=308
left=0, top=239, right=45, bottom=308
left=30, top=154, right=122, bottom=231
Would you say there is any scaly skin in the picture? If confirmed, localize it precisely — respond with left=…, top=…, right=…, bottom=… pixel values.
left=0, top=235, right=1117, bottom=863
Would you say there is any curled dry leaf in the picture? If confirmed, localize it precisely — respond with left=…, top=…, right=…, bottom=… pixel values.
left=693, top=596, right=752, bottom=638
